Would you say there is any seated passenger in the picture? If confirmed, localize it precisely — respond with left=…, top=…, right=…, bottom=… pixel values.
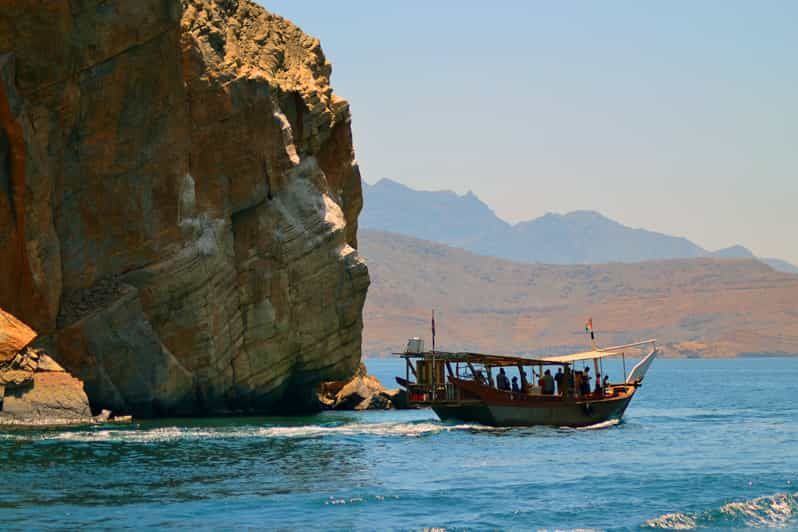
left=511, top=376, right=520, bottom=393
left=603, top=374, right=610, bottom=391
left=542, top=369, right=555, bottom=395
left=474, top=370, right=486, bottom=385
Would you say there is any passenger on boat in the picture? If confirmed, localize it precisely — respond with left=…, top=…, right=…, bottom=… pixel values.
left=541, top=369, right=555, bottom=395
left=554, top=367, right=564, bottom=395
left=595, top=372, right=603, bottom=396
left=496, top=368, right=510, bottom=391
left=565, top=366, right=574, bottom=396
left=474, top=370, right=487, bottom=385
left=582, top=367, right=592, bottom=395
left=511, top=376, right=520, bottom=393
left=603, top=374, right=610, bottom=390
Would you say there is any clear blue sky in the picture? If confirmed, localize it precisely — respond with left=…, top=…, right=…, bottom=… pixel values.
left=259, top=1, right=797, bottom=263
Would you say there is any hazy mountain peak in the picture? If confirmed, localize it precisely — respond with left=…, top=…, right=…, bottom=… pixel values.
left=712, top=245, right=756, bottom=258
left=360, top=179, right=798, bottom=272
left=370, top=178, right=411, bottom=190
left=361, top=178, right=509, bottom=249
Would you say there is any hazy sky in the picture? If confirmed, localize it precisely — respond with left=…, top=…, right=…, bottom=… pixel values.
left=259, top=1, right=797, bottom=263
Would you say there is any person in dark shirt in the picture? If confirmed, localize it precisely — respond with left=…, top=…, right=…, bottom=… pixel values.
left=595, top=372, right=603, bottom=396
left=564, top=366, right=574, bottom=397
left=511, top=376, right=520, bottom=393
left=496, top=368, right=510, bottom=390
left=554, top=367, right=564, bottom=395
left=542, top=369, right=555, bottom=395
left=582, top=367, right=592, bottom=396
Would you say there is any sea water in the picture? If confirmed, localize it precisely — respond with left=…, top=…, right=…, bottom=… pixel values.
left=1, top=357, right=797, bottom=530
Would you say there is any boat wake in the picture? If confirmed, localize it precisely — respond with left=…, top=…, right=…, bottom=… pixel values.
left=574, top=419, right=621, bottom=431
left=643, top=491, right=798, bottom=529
left=253, top=421, right=504, bottom=439
left=17, top=420, right=504, bottom=443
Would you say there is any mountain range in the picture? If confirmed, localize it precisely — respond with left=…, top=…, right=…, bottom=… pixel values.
left=361, top=179, right=798, bottom=273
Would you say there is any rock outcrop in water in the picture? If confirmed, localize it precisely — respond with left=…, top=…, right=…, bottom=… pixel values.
left=0, top=0, right=369, bottom=416
left=0, top=309, right=94, bottom=425
left=0, top=346, right=95, bottom=425
left=317, top=363, right=407, bottom=410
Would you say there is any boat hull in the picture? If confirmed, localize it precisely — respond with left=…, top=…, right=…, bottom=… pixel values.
left=424, top=378, right=637, bottom=427
left=432, top=395, right=633, bottom=427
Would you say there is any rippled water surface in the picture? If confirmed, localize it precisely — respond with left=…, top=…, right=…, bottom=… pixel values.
left=2, top=357, right=797, bottom=530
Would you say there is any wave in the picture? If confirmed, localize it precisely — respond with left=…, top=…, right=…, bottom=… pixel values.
left=574, top=419, right=621, bottom=431
left=12, top=420, right=503, bottom=443
left=644, top=491, right=798, bottom=529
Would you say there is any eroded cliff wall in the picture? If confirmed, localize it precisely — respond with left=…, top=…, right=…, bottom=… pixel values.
left=0, top=0, right=369, bottom=415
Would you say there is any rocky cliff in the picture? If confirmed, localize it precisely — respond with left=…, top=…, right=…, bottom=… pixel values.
left=0, top=0, right=369, bottom=416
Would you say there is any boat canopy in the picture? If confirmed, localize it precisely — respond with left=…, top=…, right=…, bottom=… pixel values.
left=396, top=351, right=567, bottom=367
left=539, top=349, right=621, bottom=364
left=539, top=339, right=657, bottom=364
left=396, top=340, right=656, bottom=367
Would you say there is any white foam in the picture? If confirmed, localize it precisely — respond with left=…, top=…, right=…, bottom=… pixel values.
left=12, top=421, right=501, bottom=443
left=574, top=419, right=621, bottom=431
left=719, top=492, right=797, bottom=526
left=644, top=492, right=798, bottom=529
left=253, top=421, right=500, bottom=439
left=643, top=512, right=697, bottom=529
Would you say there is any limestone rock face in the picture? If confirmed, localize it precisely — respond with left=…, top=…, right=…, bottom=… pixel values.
left=0, top=0, right=369, bottom=416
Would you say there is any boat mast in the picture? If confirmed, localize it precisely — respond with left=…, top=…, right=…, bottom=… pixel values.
left=431, top=310, right=436, bottom=400
left=622, top=352, right=627, bottom=382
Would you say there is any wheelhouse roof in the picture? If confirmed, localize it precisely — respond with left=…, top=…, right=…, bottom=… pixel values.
left=395, top=351, right=567, bottom=367
left=395, top=340, right=656, bottom=367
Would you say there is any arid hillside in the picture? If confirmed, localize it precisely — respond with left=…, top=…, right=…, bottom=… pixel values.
left=360, top=229, right=798, bottom=358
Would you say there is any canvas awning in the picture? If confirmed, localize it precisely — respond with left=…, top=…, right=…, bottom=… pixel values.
left=395, top=351, right=567, bottom=366
left=396, top=340, right=656, bottom=366
left=538, top=349, right=621, bottom=364
left=539, top=340, right=657, bottom=364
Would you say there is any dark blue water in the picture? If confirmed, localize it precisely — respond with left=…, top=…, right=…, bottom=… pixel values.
left=1, top=357, right=797, bottom=530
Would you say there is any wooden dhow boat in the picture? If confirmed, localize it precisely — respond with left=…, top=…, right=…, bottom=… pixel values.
left=395, top=338, right=658, bottom=428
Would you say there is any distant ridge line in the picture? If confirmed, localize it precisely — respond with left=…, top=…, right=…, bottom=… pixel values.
left=361, top=179, right=798, bottom=273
